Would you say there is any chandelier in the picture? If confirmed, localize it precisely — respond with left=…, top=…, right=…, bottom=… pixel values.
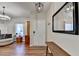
left=35, top=2, right=44, bottom=13
left=0, top=6, right=11, bottom=20
left=65, top=3, right=73, bottom=13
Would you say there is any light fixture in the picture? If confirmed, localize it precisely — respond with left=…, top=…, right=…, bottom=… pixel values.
left=0, top=6, right=11, bottom=20
left=66, top=7, right=70, bottom=11
left=65, top=3, right=73, bottom=12
left=35, top=2, right=44, bottom=12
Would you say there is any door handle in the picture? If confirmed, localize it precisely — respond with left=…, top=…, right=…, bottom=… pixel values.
left=33, top=31, right=35, bottom=34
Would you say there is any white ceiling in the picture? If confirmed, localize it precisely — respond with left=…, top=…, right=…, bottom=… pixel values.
left=0, top=2, right=51, bottom=18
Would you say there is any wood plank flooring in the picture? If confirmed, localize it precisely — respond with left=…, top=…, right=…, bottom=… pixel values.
left=0, top=42, right=46, bottom=56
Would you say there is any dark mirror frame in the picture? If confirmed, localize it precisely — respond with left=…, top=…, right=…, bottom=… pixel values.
left=52, top=2, right=78, bottom=35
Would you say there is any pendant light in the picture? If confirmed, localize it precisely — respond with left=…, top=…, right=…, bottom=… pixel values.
left=0, top=6, right=11, bottom=20
left=35, top=2, right=44, bottom=13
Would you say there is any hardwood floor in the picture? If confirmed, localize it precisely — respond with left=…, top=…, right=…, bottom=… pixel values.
left=0, top=42, right=46, bottom=56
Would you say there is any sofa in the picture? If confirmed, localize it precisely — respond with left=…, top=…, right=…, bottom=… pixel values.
left=0, top=34, right=14, bottom=46
left=0, top=38, right=14, bottom=46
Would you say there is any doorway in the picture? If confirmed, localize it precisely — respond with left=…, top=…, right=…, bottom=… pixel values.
left=16, top=24, right=24, bottom=37
left=15, top=24, right=24, bottom=43
left=25, top=21, right=30, bottom=47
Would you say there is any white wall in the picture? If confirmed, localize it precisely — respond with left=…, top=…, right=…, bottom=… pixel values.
left=0, top=21, right=8, bottom=34
left=7, top=17, right=27, bottom=35
left=46, top=2, right=78, bottom=56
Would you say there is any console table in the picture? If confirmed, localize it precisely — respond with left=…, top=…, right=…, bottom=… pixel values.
left=46, top=42, right=70, bottom=56
left=16, top=37, right=22, bottom=43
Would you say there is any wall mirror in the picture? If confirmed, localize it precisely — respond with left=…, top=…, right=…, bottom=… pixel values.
left=52, top=2, right=78, bottom=35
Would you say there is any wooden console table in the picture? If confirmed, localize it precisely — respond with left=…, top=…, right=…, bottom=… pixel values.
left=16, top=37, right=22, bottom=43
left=46, top=42, right=70, bottom=56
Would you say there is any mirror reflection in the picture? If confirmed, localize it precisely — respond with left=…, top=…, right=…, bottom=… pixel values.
left=54, top=2, right=73, bottom=31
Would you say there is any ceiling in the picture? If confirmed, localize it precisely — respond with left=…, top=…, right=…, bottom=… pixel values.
left=0, top=2, right=51, bottom=18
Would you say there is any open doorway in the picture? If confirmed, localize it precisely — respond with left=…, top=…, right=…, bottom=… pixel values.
left=15, top=21, right=30, bottom=46
left=15, top=24, right=24, bottom=43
